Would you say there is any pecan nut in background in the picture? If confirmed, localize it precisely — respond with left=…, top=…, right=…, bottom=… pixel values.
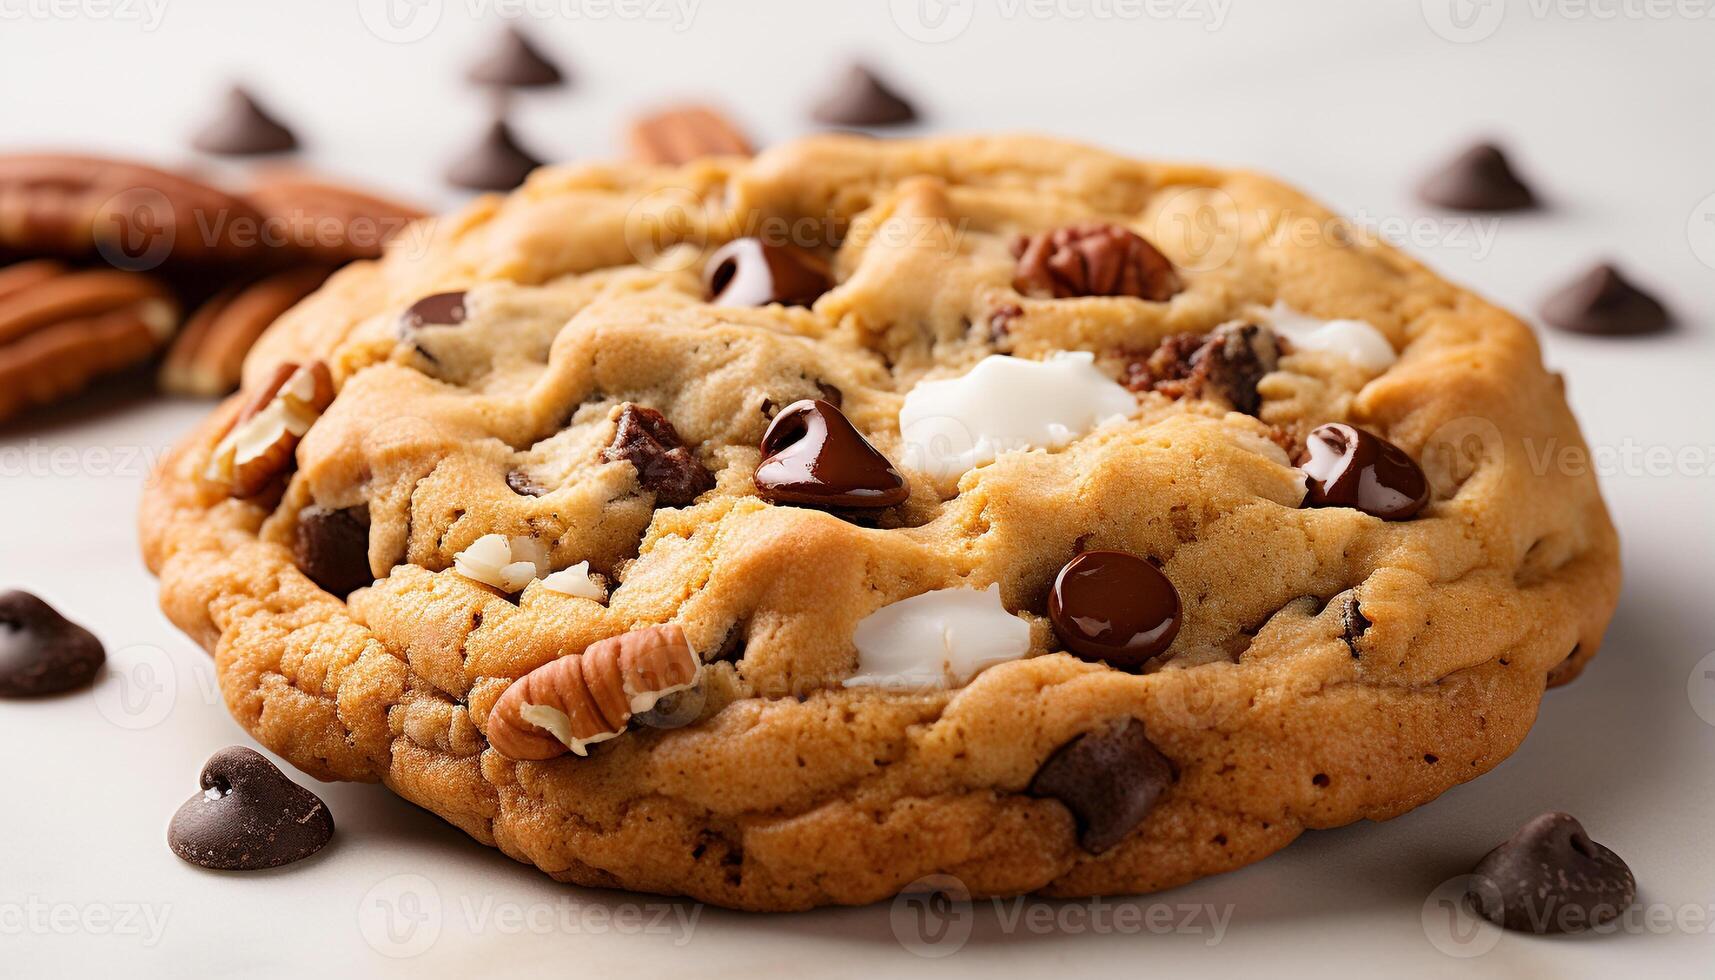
left=626, top=105, right=755, bottom=165
left=0, top=260, right=178, bottom=424
left=160, top=266, right=333, bottom=397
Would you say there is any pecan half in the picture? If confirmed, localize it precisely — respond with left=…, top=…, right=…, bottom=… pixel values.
left=486, top=624, right=702, bottom=760
left=1012, top=223, right=1182, bottom=301
left=204, top=360, right=334, bottom=497
left=601, top=403, right=715, bottom=507
left=626, top=105, right=754, bottom=165
left=0, top=154, right=268, bottom=266
left=0, top=262, right=178, bottom=424
left=1125, top=321, right=1279, bottom=416
left=241, top=173, right=426, bottom=263
left=160, top=266, right=332, bottom=396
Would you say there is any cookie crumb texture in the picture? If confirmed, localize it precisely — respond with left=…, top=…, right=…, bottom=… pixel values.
left=141, top=135, right=1619, bottom=910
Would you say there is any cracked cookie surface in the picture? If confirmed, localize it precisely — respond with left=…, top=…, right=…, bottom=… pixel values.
left=142, top=134, right=1619, bottom=911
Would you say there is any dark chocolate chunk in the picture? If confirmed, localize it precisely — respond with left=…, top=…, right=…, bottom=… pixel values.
left=467, top=25, right=565, bottom=88
left=1028, top=717, right=1174, bottom=854
left=399, top=291, right=468, bottom=334
left=167, top=746, right=334, bottom=871
left=1048, top=551, right=1182, bottom=669
left=809, top=64, right=918, bottom=127
left=191, top=86, right=299, bottom=156
left=1301, top=423, right=1430, bottom=521
left=446, top=117, right=544, bottom=192
left=293, top=505, right=373, bottom=597
left=506, top=469, right=551, bottom=497
left=1540, top=262, right=1670, bottom=336
left=705, top=238, right=833, bottom=307
left=1466, top=812, right=1636, bottom=934
left=1013, top=224, right=1181, bottom=301
left=601, top=403, right=714, bottom=507
left=755, top=400, right=908, bottom=509
left=1417, top=142, right=1537, bottom=212
left=1126, top=322, right=1279, bottom=416
left=0, top=591, right=104, bottom=697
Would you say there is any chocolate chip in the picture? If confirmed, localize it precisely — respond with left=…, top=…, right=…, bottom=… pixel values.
left=755, top=400, right=908, bottom=509
left=467, top=25, right=566, bottom=88
left=1028, top=717, right=1174, bottom=854
left=191, top=86, right=298, bottom=156
left=399, top=291, right=468, bottom=334
left=1540, top=262, right=1670, bottom=336
left=1130, top=322, right=1278, bottom=415
left=1013, top=224, right=1181, bottom=301
left=1417, top=141, right=1537, bottom=212
left=1466, top=812, right=1636, bottom=934
left=293, top=505, right=373, bottom=597
left=705, top=238, right=833, bottom=307
left=506, top=469, right=550, bottom=497
left=809, top=64, right=918, bottom=127
left=446, top=117, right=544, bottom=192
left=167, top=746, right=334, bottom=871
left=601, top=403, right=714, bottom=507
left=0, top=591, right=104, bottom=697
left=1301, top=423, right=1430, bottom=521
left=1048, top=551, right=1182, bottom=669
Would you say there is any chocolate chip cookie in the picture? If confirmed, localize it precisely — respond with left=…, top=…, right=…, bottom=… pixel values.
left=141, top=135, right=1620, bottom=911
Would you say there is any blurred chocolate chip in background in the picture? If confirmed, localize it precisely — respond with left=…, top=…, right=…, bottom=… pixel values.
left=192, top=86, right=299, bottom=156
left=809, top=63, right=918, bottom=127
left=445, top=117, right=545, bottom=191
left=1417, top=141, right=1537, bottom=211
left=467, top=24, right=566, bottom=88
left=1540, top=262, right=1670, bottom=335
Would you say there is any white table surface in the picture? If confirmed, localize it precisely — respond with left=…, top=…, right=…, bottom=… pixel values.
left=3, top=1, right=1712, bottom=976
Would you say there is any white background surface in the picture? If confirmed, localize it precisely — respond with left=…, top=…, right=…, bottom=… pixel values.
left=2, top=1, right=1713, bottom=977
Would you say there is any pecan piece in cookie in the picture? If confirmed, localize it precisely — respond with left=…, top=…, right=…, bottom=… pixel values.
left=205, top=360, right=335, bottom=498
left=1125, top=321, right=1280, bottom=416
left=1012, top=223, right=1181, bottom=301
left=601, top=403, right=714, bottom=507
left=487, top=624, right=701, bottom=760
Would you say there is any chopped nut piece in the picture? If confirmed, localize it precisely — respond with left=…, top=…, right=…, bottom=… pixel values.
left=487, top=625, right=701, bottom=760
left=204, top=360, right=334, bottom=497
left=453, top=534, right=548, bottom=593
left=1012, top=224, right=1181, bottom=301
